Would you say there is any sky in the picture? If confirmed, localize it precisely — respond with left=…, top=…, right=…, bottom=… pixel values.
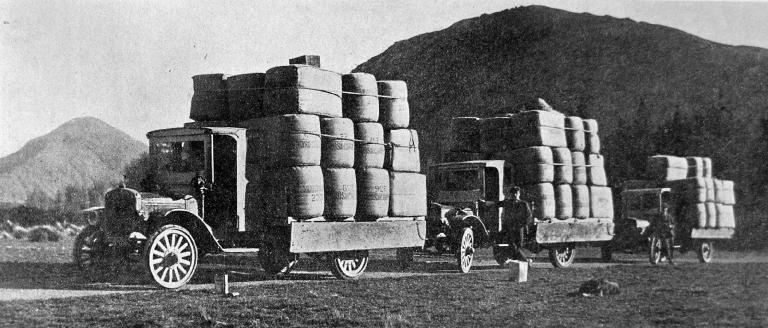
left=2, top=0, right=768, bottom=157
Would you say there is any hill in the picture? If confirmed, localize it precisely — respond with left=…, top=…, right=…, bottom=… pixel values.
left=354, top=5, right=768, bottom=205
left=0, top=117, right=146, bottom=204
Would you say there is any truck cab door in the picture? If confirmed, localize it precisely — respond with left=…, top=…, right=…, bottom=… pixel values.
left=480, top=167, right=500, bottom=235
left=206, top=134, right=238, bottom=235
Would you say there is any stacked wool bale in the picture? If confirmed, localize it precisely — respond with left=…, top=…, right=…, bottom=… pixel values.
left=240, top=65, right=344, bottom=224
left=190, top=74, right=230, bottom=123
left=652, top=155, right=735, bottom=230
left=379, top=81, right=427, bottom=219
left=581, top=119, right=613, bottom=220
left=565, top=116, right=590, bottom=219
left=493, top=110, right=567, bottom=220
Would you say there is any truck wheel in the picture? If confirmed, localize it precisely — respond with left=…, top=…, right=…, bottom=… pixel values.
left=600, top=245, right=613, bottom=262
left=456, top=228, right=474, bottom=273
left=696, top=240, right=714, bottom=263
left=548, top=243, right=576, bottom=268
left=649, top=236, right=662, bottom=265
left=396, top=248, right=414, bottom=269
left=259, top=233, right=298, bottom=276
left=73, top=225, right=109, bottom=272
left=493, top=245, right=512, bottom=266
left=329, top=250, right=369, bottom=279
left=145, top=224, right=198, bottom=289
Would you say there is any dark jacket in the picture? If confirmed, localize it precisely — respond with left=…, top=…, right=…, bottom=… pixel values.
left=502, top=198, right=533, bottom=229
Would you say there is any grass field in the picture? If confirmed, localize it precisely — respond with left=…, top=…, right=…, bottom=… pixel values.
left=0, top=237, right=766, bottom=327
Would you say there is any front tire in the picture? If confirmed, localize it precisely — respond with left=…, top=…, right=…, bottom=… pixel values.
left=73, top=225, right=109, bottom=273
left=456, top=228, right=474, bottom=273
left=649, top=236, right=662, bottom=265
left=696, top=240, right=714, bottom=263
left=548, top=243, right=576, bottom=268
left=145, top=225, right=198, bottom=289
left=329, top=250, right=369, bottom=279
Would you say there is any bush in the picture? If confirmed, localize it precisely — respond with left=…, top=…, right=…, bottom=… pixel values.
left=11, top=226, right=29, bottom=240
left=27, top=225, right=61, bottom=242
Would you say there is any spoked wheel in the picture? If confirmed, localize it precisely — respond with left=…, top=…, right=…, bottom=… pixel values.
left=73, top=225, right=109, bottom=273
left=329, top=250, right=369, bottom=280
left=145, top=225, right=198, bottom=289
left=493, top=245, right=512, bottom=267
left=649, top=236, right=662, bottom=265
left=259, top=232, right=299, bottom=276
left=456, top=228, right=474, bottom=273
left=548, top=243, right=576, bottom=268
left=696, top=240, right=714, bottom=263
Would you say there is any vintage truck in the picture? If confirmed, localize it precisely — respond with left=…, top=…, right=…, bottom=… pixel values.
left=424, top=160, right=614, bottom=272
left=73, top=126, right=426, bottom=288
left=603, top=187, right=733, bottom=264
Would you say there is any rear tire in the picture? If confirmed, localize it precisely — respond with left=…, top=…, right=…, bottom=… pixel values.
left=548, top=243, right=576, bottom=268
left=72, top=225, right=109, bottom=273
left=493, top=245, right=512, bottom=266
left=259, top=232, right=298, bottom=276
left=329, top=250, right=369, bottom=279
left=696, top=240, right=714, bottom=263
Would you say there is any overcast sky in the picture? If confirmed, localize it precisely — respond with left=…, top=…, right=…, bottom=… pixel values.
left=2, top=0, right=768, bottom=157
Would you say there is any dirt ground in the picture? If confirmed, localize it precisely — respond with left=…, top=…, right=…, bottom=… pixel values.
left=0, top=236, right=766, bottom=301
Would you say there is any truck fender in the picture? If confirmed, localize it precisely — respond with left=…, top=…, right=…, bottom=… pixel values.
left=457, top=215, right=490, bottom=247
left=146, top=209, right=223, bottom=253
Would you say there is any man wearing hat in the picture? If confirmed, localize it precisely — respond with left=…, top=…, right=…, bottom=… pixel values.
left=500, top=186, right=533, bottom=262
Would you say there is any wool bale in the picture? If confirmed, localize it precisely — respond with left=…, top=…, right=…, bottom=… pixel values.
left=719, top=180, right=735, bottom=205
left=583, top=119, right=601, bottom=154
left=552, top=147, right=573, bottom=184
left=505, top=111, right=567, bottom=149
left=497, top=147, right=554, bottom=185
left=683, top=203, right=708, bottom=229
left=705, top=202, right=717, bottom=228
left=378, top=81, right=409, bottom=129
left=480, top=117, right=508, bottom=153
left=190, top=74, right=229, bottom=121
left=571, top=151, right=587, bottom=185
left=227, top=73, right=265, bottom=121
left=571, top=185, right=590, bottom=219
left=385, top=129, right=420, bottom=172
left=589, top=186, right=614, bottom=219
left=555, top=184, right=573, bottom=219
left=520, top=183, right=555, bottom=220
left=321, top=118, right=355, bottom=168
left=587, top=154, right=607, bottom=186
left=646, top=155, right=688, bottom=181
left=242, top=114, right=321, bottom=168
left=323, top=168, right=357, bottom=219
left=565, top=116, right=585, bottom=152
left=664, top=177, right=714, bottom=204
left=289, top=55, right=321, bottom=67
left=702, top=157, right=713, bottom=178
left=685, top=157, right=704, bottom=178
left=716, top=204, right=735, bottom=229
left=356, top=168, right=390, bottom=219
left=450, top=117, right=483, bottom=152
left=389, top=172, right=427, bottom=217
left=705, top=178, right=715, bottom=202
left=263, top=65, right=342, bottom=118
left=354, top=123, right=385, bottom=168
left=342, top=73, right=379, bottom=122
left=272, top=166, right=325, bottom=219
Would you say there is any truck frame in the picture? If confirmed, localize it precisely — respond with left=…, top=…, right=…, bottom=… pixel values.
left=73, top=126, right=426, bottom=288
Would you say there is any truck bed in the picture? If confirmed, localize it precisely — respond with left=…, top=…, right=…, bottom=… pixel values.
left=535, top=217, right=614, bottom=244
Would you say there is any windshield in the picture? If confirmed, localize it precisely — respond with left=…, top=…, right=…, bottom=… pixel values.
left=435, top=169, right=481, bottom=192
left=151, top=140, right=206, bottom=173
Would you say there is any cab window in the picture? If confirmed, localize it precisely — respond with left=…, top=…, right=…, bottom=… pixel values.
left=152, top=140, right=206, bottom=173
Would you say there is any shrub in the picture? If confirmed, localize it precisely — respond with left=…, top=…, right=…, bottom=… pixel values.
left=27, top=225, right=61, bottom=242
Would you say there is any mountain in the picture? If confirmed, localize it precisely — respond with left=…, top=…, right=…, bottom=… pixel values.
left=0, top=117, right=146, bottom=204
left=354, top=6, right=768, bottom=203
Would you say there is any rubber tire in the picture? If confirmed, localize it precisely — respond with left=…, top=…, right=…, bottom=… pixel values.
left=456, top=228, right=474, bottom=273
left=329, top=250, right=369, bottom=280
left=259, top=232, right=299, bottom=276
left=600, top=245, right=613, bottom=262
left=145, top=224, right=199, bottom=289
left=72, top=225, right=109, bottom=273
left=696, top=240, right=714, bottom=263
left=649, top=236, right=662, bottom=265
left=548, top=243, right=576, bottom=268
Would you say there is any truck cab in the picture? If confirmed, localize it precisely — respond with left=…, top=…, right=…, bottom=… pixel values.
left=611, top=188, right=673, bottom=252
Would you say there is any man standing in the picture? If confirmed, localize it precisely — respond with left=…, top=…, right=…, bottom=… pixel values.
left=650, top=202, right=675, bottom=265
left=500, top=186, right=533, bottom=262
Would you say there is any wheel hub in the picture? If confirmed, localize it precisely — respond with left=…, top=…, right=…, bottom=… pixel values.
left=161, top=252, right=179, bottom=267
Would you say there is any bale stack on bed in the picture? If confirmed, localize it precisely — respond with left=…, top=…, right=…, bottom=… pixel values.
left=185, top=56, right=427, bottom=228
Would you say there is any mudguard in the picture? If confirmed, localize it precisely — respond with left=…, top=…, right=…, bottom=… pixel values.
left=147, top=209, right=223, bottom=253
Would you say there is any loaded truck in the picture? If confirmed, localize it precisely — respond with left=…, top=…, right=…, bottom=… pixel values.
left=72, top=57, right=428, bottom=289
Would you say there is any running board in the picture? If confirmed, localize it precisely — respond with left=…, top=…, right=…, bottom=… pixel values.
left=220, top=248, right=259, bottom=253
